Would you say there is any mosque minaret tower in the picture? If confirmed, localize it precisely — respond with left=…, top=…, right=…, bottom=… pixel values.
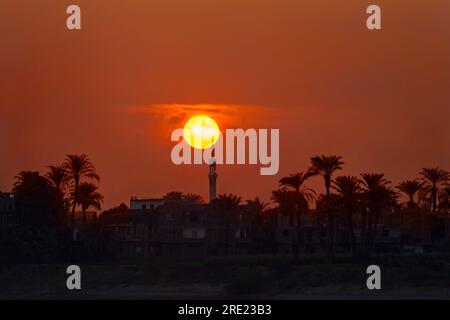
left=208, top=147, right=217, bottom=202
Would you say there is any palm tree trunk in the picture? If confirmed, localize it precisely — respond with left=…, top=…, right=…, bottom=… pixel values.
left=346, top=204, right=357, bottom=259
left=400, top=209, right=404, bottom=248
left=296, top=212, right=301, bottom=259
left=366, top=208, right=373, bottom=251
left=232, top=219, right=236, bottom=256
left=295, top=189, right=302, bottom=259
left=360, top=210, right=368, bottom=261
left=432, top=187, right=437, bottom=212
left=324, top=175, right=334, bottom=259
left=366, top=208, right=380, bottom=259
left=71, top=178, right=79, bottom=231
left=370, top=210, right=381, bottom=254
left=325, top=175, right=331, bottom=196
left=225, top=219, right=230, bottom=255
left=82, top=208, right=87, bottom=228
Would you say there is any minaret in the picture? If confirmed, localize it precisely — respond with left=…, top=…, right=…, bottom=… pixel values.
left=208, top=147, right=217, bottom=202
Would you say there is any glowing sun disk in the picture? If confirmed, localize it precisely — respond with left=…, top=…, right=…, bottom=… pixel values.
left=183, top=115, right=220, bottom=150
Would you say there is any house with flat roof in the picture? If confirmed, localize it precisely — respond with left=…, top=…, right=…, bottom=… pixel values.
left=130, top=197, right=165, bottom=210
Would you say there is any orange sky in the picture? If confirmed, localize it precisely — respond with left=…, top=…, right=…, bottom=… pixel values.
left=1, top=0, right=449, bottom=208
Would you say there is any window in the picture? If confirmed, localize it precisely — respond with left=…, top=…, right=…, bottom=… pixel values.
left=192, top=230, right=198, bottom=239
left=239, top=228, right=247, bottom=239
left=168, top=229, right=177, bottom=236
left=186, top=212, right=200, bottom=222
left=283, top=229, right=289, bottom=237
left=166, top=213, right=175, bottom=221
left=142, top=204, right=147, bottom=209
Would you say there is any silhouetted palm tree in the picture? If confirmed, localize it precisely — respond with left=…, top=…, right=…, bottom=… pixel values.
left=214, top=193, right=242, bottom=210
left=310, top=155, right=344, bottom=195
left=163, top=191, right=185, bottom=202
left=279, top=172, right=316, bottom=202
left=396, top=180, right=423, bottom=248
left=418, top=167, right=450, bottom=212
left=13, top=171, right=49, bottom=196
left=245, top=198, right=269, bottom=253
left=245, top=197, right=268, bottom=228
left=333, top=176, right=361, bottom=256
left=45, top=165, right=67, bottom=194
left=279, top=172, right=315, bottom=257
left=438, top=187, right=450, bottom=213
left=13, top=171, right=64, bottom=225
left=76, top=182, right=104, bottom=227
left=45, top=165, right=70, bottom=221
left=184, top=193, right=204, bottom=204
left=279, top=172, right=316, bottom=214
left=245, top=197, right=268, bottom=216
left=397, top=180, right=422, bottom=207
left=309, top=155, right=343, bottom=257
left=271, top=188, right=297, bottom=215
left=360, top=173, right=397, bottom=258
left=63, top=154, right=100, bottom=229
left=213, top=194, right=242, bottom=255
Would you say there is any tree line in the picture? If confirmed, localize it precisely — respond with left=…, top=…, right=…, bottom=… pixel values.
left=2, top=153, right=450, bottom=263
left=1, top=154, right=103, bottom=263
left=155, top=155, right=450, bottom=261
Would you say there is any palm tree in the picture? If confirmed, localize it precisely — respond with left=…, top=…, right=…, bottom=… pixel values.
left=279, top=172, right=315, bottom=257
left=245, top=198, right=269, bottom=253
left=397, top=180, right=422, bottom=207
left=45, top=165, right=69, bottom=222
left=279, top=172, right=316, bottom=210
left=438, top=187, right=450, bottom=213
left=396, top=179, right=423, bottom=247
left=163, top=191, right=185, bottom=202
left=271, top=188, right=297, bottom=214
left=45, top=165, right=67, bottom=194
left=309, top=155, right=344, bottom=257
left=279, top=172, right=316, bottom=202
left=63, top=154, right=100, bottom=229
left=13, top=171, right=49, bottom=196
left=418, top=167, right=450, bottom=212
left=245, top=197, right=268, bottom=216
left=360, top=173, right=397, bottom=258
left=213, top=193, right=242, bottom=210
left=184, top=193, right=204, bottom=204
left=76, top=182, right=104, bottom=227
left=13, top=171, right=64, bottom=225
left=245, top=197, right=268, bottom=230
left=212, top=194, right=242, bottom=255
left=333, top=176, right=361, bottom=257
left=310, top=155, right=344, bottom=195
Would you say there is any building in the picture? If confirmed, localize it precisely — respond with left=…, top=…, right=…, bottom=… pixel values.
left=130, top=197, right=165, bottom=210
left=275, top=211, right=321, bottom=255
left=100, top=208, right=158, bottom=258
left=157, top=203, right=210, bottom=258
left=0, top=192, right=15, bottom=237
left=100, top=200, right=261, bottom=259
left=208, top=148, right=217, bottom=202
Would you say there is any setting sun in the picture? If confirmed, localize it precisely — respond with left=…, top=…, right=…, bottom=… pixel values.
left=183, top=115, right=221, bottom=150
